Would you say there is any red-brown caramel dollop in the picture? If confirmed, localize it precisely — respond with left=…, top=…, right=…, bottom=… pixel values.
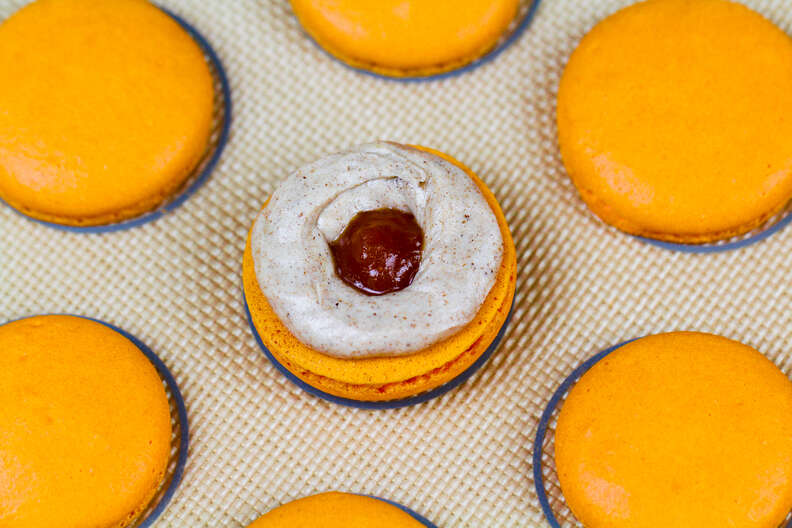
left=329, top=208, right=423, bottom=296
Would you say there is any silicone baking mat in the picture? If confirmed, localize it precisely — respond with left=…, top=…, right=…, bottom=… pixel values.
left=2, top=0, right=791, bottom=526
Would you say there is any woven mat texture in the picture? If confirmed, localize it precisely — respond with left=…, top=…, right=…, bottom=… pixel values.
left=2, top=0, right=792, bottom=526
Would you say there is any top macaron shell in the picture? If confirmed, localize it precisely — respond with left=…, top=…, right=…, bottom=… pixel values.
left=558, top=0, right=792, bottom=243
left=0, top=0, right=215, bottom=226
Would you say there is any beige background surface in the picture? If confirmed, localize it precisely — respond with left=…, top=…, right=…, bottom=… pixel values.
left=2, top=0, right=792, bottom=526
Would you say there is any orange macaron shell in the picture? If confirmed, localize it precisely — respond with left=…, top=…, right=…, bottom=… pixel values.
left=247, top=492, right=426, bottom=527
left=0, top=0, right=214, bottom=226
left=290, top=0, right=520, bottom=77
left=0, top=315, right=173, bottom=528
left=557, top=0, right=792, bottom=243
left=554, top=332, right=792, bottom=528
left=243, top=147, right=516, bottom=402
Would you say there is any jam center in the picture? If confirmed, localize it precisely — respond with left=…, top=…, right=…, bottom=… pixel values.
left=329, top=208, right=424, bottom=296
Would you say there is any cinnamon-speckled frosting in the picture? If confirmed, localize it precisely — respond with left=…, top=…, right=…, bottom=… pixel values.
left=251, top=142, right=503, bottom=358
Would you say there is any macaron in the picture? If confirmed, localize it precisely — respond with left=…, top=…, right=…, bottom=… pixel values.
left=0, top=0, right=215, bottom=227
left=290, top=0, right=521, bottom=77
left=244, top=143, right=516, bottom=403
left=554, top=332, right=792, bottom=528
left=0, top=315, right=173, bottom=528
left=557, top=0, right=792, bottom=243
left=247, top=492, right=428, bottom=527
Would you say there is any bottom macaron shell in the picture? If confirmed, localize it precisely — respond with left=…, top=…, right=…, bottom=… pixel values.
left=0, top=315, right=188, bottom=528
left=533, top=337, right=792, bottom=528
left=557, top=0, right=792, bottom=249
left=291, top=0, right=541, bottom=80
left=0, top=8, right=231, bottom=233
left=247, top=492, right=437, bottom=527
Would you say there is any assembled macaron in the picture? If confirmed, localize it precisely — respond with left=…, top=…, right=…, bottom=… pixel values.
left=244, top=142, right=516, bottom=403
